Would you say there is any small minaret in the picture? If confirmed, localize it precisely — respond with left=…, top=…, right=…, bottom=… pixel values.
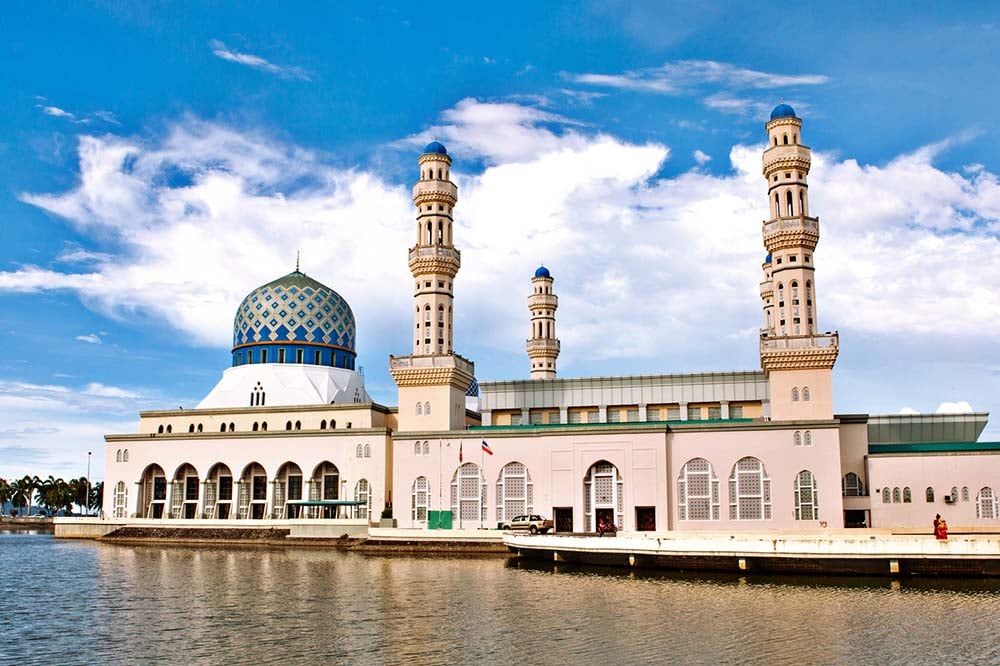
left=526, top=266, right=560, bottom=379
left=759, top=104, right=838, bottom=420
left=390, top=141, right=474, bottom=432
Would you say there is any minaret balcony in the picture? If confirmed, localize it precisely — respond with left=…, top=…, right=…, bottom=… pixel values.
left=762, top=144, right=811, bottom=173
left=763, top=215, right=818, bottom=237
left=759, top=281, right=773, bottom=298
left=390, top=353, right=474, bottom=374
left=526, top=339, right=561, bottom=355
left=760, top=332, right=838, bottom=352
left=408, top=245, right=462, bottom=276
left=412, top=180, right=458, bottom=205
left=528, top=293, right=558, bottom=309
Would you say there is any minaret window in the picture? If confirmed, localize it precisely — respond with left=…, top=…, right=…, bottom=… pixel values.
left=786, top=190, right=794, bottom=216
left=424, top=401, right=431, bottom=415
left=792, top=387, right=800, bottom=402
left=802, top=387, right=811, bottom=401
left=783, top=134, right=788, bottom=145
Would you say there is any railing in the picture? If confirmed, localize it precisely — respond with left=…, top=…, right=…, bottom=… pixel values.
left=525, top=339, right=561, bottom=352
left=762, top=216, right=819, bottom=236
left=527, top=293, right=558, bottom=307
left=763, top=144, right=811, bottom=168
left=390, top=354, right=474, bottom=374
left=408, top=246, right=461, bottom=262
left=760, top=332, right=839, bottom=351
left=759, top=281, right=773, bottom=296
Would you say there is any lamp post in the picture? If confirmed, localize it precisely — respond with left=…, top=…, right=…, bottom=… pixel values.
left=87, top=451, right=92, bottom=517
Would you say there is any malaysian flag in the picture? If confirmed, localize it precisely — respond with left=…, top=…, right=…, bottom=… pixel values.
left=459, top=442, right=463, bottom=463
left=481, top=440, right=493, bottom=455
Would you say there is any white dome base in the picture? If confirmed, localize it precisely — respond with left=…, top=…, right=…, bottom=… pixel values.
left=198, top=364, right=369, bottom=409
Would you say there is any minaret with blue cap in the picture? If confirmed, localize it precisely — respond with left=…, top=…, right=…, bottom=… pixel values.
left=527, top=265, right=560, bottom=379
left=759, top=103, right=838, bottom=421
left=390, top=141, right=475, bottom=432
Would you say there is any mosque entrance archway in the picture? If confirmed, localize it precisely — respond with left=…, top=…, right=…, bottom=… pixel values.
left=205, top=463, right=234, bottom=519
left=139, top=464, right=167, bottom=519
left=583, top=461, right=623, bottom=531
left=274, top=462, right=304, bottom=519
left=171, top=463, right=199, bottom=519
left=311, top=462, right=340, bottom=518
left=239, top=462, right=268, bottom=519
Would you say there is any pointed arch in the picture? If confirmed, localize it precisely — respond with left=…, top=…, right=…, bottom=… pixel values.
left=495, top=461, right=533, bottom=521
left=677, top=458, right=719, bottom=521
left=451, top=462, right=487, bottom=525
left=729, top=457, right=771, bottom=520
left=583, top=460, right=624, bottom=530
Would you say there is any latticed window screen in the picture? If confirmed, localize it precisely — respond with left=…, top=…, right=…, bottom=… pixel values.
left=568, top=411, right=582, bottom=424
left=584, top=462, right=624, bottom=530
left=412, top=476, right=429, bottom=522
left=237, top=481, right=250, bottom=519
left=962, top=487, right=970, bottom=502
left=355, top=479, right=370, bottom=519
left=496, top=462, right=532, bottom=521
left=882, top=487, right=891, bottom=503
left=169, top=481, right=184, bottom=518
left=728, top=457, right=771, bottom=520
left=272, top=481, right=285, bottom=518
left=842, top=473, right=863, bottom=497
left=113, top=481, right=128, bottom=518
left=794, top=470, right=818, bottom=520
left=903, top=487, right=912, bottom=503
left=687, top=406, right=702, bottom=421
left=678, top=458, right=720, bottom=521
left=422, top=441, right=430, bottom=455
left=893, top=487, right=901, bottom=503
left=451, top=463, right=486, bottom=524
left=608, top=410, right=621, bottom=423
left=203, top=481, right=217, bottom=517
left=978, top=487, right=997, bottom=519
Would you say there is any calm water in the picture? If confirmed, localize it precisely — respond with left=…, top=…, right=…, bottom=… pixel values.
left=2, top=531, right=1000, bottom=665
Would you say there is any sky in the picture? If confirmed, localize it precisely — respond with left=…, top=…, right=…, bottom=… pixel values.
left=1, top=2, right=999, bottom=481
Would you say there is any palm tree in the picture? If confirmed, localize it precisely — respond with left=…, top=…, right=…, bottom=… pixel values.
left=37, top=476, right=61, bottom=516
left=11, top=476, right=37, bottom=516
left=0, top=478, right=12, bottom=514
left=69, top=477, right=89, bottom=515
left=89, top=481, right=104, bottom=516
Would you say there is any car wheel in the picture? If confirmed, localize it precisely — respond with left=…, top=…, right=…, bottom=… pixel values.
left=529, top=525, right=538, bottom=534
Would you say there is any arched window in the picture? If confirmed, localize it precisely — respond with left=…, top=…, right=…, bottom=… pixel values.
left=229, top=423, right=235, bottom=432
left=786, top=190, right=794, bottom=216
left=804, top=431, right=812, bottom=447
left=962, top=486, right=970, bottom=501
left=166, top=425, right=172, bottom=434
left=892, top=487, right=901, bottom=503
left=783, top=134, right=788, bottom=145
left=451, top=463, right=487, bottom=524
left=220, top=424, right=227, bottom=433
left=584, top=461, right=624, bottom=530
left=116, top=449, right=123, bottom=463
left=355, top=479, right=371, bottom=520
left=903, top=487, right=912, bottom=503
left=843, top=473, right=863, bottom=497
left=285, top=421, right=292, bottom=431
left=882, top=487, right=891, bottom=503
left=113, top=481, right=128, bottom=518
left=729, top=457, right=771, bottom=520
left=794, top=470, right=818, bottom=520
left=424, top=401, right=431, bottom=415
left=496, top=462, right=533, bottom=522
left=774, top=192, right=780, bottom=216
left=799, top=191, right=805, bottom=217
left=261, top=421, right=267, bottom=431
left=422, top=440, right=430, bottom=455
left=802, top=387, right=811, bottom=402
left=412, top=476, right=430, bottom=523
left=197, top=423, right=203, bottom=432
left=320, top=420, right=327, bottom=429
left=414, top=442, right=421, bottom=456
left=773, top=136, right=778, bottom=146
left=793, top=431, right=802, bottom=446
left=926, top=487, right=935, bottom=502
left=356, top=444, right=363, bottom=458
left=416, top=403, right=422, bottom=416
left=977, top=487, right=997, bottom=519
left=158, top=425, right=164, bottom=434
left=123, top=450, right=128, bottom=462
left=951, top=486, right=959, bottom=502
left=364, top=443, right=371, bottom=458
left=677, top=458, right=720, bottom=521
left=188, top=424, right=195, bottom=433
left=294, top=421, right=301, bottom=430
left=330, top=419, right=336, bottom=429
left=792, top=387, right=800, bottom=402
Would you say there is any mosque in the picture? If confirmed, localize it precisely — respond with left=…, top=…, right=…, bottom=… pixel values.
left=101, top=107, right=1000, bottom=532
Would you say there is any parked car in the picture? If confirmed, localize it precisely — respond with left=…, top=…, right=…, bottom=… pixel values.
left=500, top=514, right=553, bottom=534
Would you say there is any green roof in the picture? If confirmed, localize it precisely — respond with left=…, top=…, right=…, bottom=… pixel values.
left=869, top=441, right=1000, bottom=454
left=470, top=418, right=753, bottom=432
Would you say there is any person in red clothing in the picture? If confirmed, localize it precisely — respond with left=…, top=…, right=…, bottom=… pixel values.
left=935, top=518, right=948, bottom=540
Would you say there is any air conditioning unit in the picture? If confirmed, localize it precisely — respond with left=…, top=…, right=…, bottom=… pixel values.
left=944, top=496, right=955, bottom=504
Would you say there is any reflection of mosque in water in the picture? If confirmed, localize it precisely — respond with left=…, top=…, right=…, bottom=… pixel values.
left=103, top=108, right=1000, bottom=533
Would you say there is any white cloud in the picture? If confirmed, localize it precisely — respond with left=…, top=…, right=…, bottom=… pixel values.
left=209, top=39, right=310, bottom=81
left=40, top=105, right=77, bottom=120
left=569, top=60, right=828, bottom=95
left=3, top=99, right=999, bottom=411
left=898, top=407, right=919, bottom=415
left=693, top=149, right=712, bottom=165
left=75, top=333, right=102, bottom=344
left=83, top=382, right=138, bottom=399
left=936, top=401, right=975, bottom=414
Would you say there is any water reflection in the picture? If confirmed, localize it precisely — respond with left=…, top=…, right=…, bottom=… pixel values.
left=3, top=533, right=1000, bottom=664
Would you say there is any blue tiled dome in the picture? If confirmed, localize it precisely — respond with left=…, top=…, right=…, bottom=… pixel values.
left=770, top=103, right=796, bottom=120
left=765, top=254, right=772, bottom=264
left=232, top=271, right=357, bottom=370
left=534, top=265, right=551, bottom=279
left=423, top=141, right=448, bottom=155
left=466, top=377, right=480, bottom=397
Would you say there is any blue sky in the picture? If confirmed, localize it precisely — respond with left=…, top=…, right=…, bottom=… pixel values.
left=2, top=2, right=999, bottom=480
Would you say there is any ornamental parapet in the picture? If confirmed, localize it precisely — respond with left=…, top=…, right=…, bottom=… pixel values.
left=528, top=293, right=559, bottom=309
left=390, top=353, right=475, bottom=388
left=759, top=280, right=773, bottom=298
left=408, top=246, right=462, bottom=276
left=763, top=144, right=812, bottom=174
left=525, top=339, right=561, bottom=355
left=412, top=181, right=458, bottom=205
left=759, top=332, right=839, bottom=371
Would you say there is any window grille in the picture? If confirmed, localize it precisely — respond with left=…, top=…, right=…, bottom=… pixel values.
left=962, top=486, right=970, bottom=502
left=412, top=476, right=429, bottom=523
left=794, top=431, right=802, bottom=447
left=422, top=441, right=430, bottom=455
left=529, top=411, right=543, bottom=425
left=903, top=487, right=912, bottom=503
left=587, top=410, right=599, bottom=423
left=977, top=487, right=997, bottom=519
left=728, top=457, right=771, bottom=520
left=451, top=463, right=486, bottom=525
left=355, top=479, right=370, bottom=520
left=926, top=487, right=935, bottom=502
left=843, top=473, right=863, bottom=496
left=113, top=481, right=128, bottom=518
left=678, top=458, right=720, bottom=521
left=496, top=461, right=532, bottom=521
left=584, top=461, right=624, bottom=530
left=666, top=406, right=680, bottom=420
left=794, top=470, right=818, bottom=520
left=882, top=487, right=890, bottom=503
left=893, top=487, right=901, bottom=503
left=568, top=411, right=581, bottom=424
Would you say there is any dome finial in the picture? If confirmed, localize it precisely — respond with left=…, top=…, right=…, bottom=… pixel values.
left=295, top=250, right=300, bottom=273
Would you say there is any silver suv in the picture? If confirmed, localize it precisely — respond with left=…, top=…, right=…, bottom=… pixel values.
left=500, top=514, right=553, bottom=534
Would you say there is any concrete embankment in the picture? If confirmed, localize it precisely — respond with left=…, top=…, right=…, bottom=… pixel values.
left=52, top=518, right=508, bottom=553
left=1, top=517, right=55, bottom=531
left=505, top=531, right=1000, bottom=577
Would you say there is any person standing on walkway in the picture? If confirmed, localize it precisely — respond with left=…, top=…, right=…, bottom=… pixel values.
left=935, top=518, right=948, bottom=540
left=933, top=513, right=941, bottom=536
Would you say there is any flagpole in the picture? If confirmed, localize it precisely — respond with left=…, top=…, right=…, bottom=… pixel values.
left=480, top=439, right=485, bottom=529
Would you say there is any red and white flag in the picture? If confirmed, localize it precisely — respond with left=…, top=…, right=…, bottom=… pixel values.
left=459, top=442, right=463, bottom=463
left=481, top=440, right=493, bottom=455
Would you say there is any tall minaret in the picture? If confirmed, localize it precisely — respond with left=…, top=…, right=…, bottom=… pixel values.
left=390, top=141, right=474, bottom=431
left=526, top=266, right=560, bottom=379
left=759, top=104, right=838, bottom=421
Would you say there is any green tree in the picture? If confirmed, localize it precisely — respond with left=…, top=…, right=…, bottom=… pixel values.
left=89, top=481, right=104, bottom=516
left=0, top=478, right=12, bottom=513
left=69, top=477, right=89, bottom=515
left=11, top=476, right=39, bottom=516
